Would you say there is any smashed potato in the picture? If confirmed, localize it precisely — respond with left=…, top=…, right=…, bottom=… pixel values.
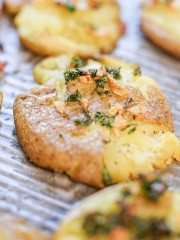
left=14, top=0, right=123, bottom=57
left=54, top=175, right=180, bottom=240
left=0, top=215, right=50, bottom=240
left=14, top=55, right=180, bottom=188
left=141, top=0, right=180, bottom=58
left=33, top=54, right=134, bottom=85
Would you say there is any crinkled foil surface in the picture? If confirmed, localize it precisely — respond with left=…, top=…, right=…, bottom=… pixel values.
left=0, top=0, right=180, bottom=233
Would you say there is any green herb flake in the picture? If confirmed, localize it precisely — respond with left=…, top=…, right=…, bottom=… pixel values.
left=141, top=177, right=167, bottom=202
left=96, top=89, right=110, bottom=96
left=121, top=123, right=137, bottom=132
left=71, top=56, right=83, bottom=68
left=88, top=69, right=97, bottom=78
left=83, top=207, right=173, bottom=238
left=94, top=111, right=115, bottom=128
left=65, top=1, right=76, bottom=12
left=66, top=90, right=82, bottom=102
left=102, top=165, right=113, bottom=186
left=164, top=0, right=172, bottom=3
left=96, top=75, right=107, bottom=88
left=75, top=110, right=92, bottom=126
left=62, top=113, right=68, bottom=118
left=85, top=23, right=97, bottom=30
left=64, top=68, right=83, bottom=83
left=128, top=127, right=136, bottom=134
left=122, top=188, right=132, bottom=198
left=83, top=213, right=117, bottom=236
left=82, top=183, right=175, bottom=238
left=103, top=139, right=111, bottom=144
left=134, top=67, right=141, bottom=76
left=106, top=67, right=121, bottom=80
left=94, top=75, right=110, bottom=96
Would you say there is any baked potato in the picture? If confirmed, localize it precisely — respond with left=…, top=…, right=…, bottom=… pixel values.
left=141, top=0, right=180, bottom=58
left=33, top=54, right=133, bottom=85
left=14, top=55, right=180, bottom=188
left=14, top=0, right=123, bottom=57
left=0, top=215, right=50, bottom=240
left=54, top=175, right=180, bottom=240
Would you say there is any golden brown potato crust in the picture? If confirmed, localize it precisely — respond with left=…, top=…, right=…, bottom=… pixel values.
left=14, top=55, right=180, bottom=188
left=3, top=0, right=28, bottom=14
left=141, top=1, right=180, bottom=58
left=141, top=17, right=180, bottom=58
left=14, top=86, right=104, bottom=187
left=0, top=215, right=50, bottom=240
left=14, top=0, right=122, bottom=57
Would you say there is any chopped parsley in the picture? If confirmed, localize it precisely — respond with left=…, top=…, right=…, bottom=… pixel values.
left=164, top=0, right=172, bottom=3
left=102, top=165, right=113, bottom=186
left=122, top=188, right=132, bottom=198
left=83, top=213, right=116, bottom=236
left=87, top=23, right=97, bottom=30
left=94, top=111, right=115, bottom=128
left=134, top=66, right=141, bottom=76
left=97, top=89, right=110, bottom=96
left=64, top=68, right=84, bottom=83
left=95, top=75, right=107, bottom=88
left=65, top=1, right=76, bottom=12
left=75, top=110, right=114, bottom=128
left=75, top=109, right=92, bottom=126
left=133, top=218, right=171, bottom=239
left=82, top=176, right=175, bottom=238
left=128, top=127, right=136, bottom=134
left=88, top=69, right=97, bottom=78
left=71, top=56, right=83, bottom=68
left=106, top=67, right=121, bottom=80
left=122, top=123, right=137, bottom=132
left=62, top=113, right=68, bottom=118
left=141, top=177, right=167, bottom=202
left=66, top=90, right=82, bottom=102
left=103, top=139, right=111, bottom=144
left=94, top=75, right=110, bottom=96
left=83, top=206, right=172, bottom=238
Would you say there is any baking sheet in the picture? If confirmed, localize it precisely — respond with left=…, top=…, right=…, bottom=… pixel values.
left=0, top=0, right=180, bottom=233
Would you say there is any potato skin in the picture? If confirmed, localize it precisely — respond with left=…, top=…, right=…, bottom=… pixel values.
left=141, top=2, right=180, bottom=58
left=14, top=1, right=122, bottom=57
left=14, top=86, right=104, bottom=188
left=3, top=0, right=26, bottom=15
left=14, top=55, right=180, bottom=188
left=141, top=16, right=180, bottom=58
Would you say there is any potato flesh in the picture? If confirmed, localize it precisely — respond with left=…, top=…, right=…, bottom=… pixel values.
left=54, top=183, right=180, bottom=240
left=103, top=123, right=180, bottom=182
left=15, top=1, right=121, bottom=56
left=32, top=55, right=180, bottom=186
left=142, top=5, right=180, bottom=39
